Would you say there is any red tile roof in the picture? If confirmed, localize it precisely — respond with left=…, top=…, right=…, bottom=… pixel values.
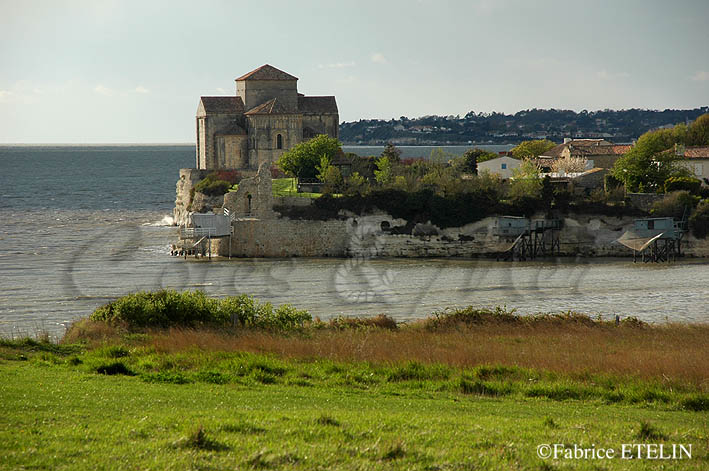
left=683, top=146, right=709, bottom=159
left=235, top=64, right=298, bottom=81
left=541, top=140, right=630, bottom=158
left=611, top=144, right=632, bottom=155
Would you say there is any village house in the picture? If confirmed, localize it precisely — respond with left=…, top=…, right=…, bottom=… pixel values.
left=477, top=156, right=521, bottom=179
left=195, top=64, right=338, bottom=171
left=676, top=144, right=709, bottom=184
left=539, top=138, right=631, bottom=169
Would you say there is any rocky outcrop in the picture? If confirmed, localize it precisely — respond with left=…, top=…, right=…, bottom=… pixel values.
left=174, top=168, right=211, bottom=226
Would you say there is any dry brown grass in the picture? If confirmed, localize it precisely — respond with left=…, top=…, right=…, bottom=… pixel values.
left=62, top=319, right=121, bottom=345
left=139, top=322, right=709, bottom=389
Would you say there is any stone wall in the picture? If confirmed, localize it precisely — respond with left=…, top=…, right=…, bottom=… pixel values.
left=215, top=134, right=248, bottom=168
left=214, top=218, right=350, bottom=257
left=573, top=168, right=607, bottom=193
left=237, top=79, right=298, bottom=111
left=223, top=163, right=276, bottom=219
left=210, top=210, right=709, bottom=258
left=198, top=113, right=246, bottom=169
left=302, top=113, right=339, bottom=140
left=627, top=193, right=665, bottom=212
left=247, top=114, right=303, bottom=168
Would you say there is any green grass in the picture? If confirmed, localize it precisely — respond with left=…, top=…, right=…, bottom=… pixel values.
left=271, top=178, right=323, bottom=198
left=0, top=340, right=707, bottom=470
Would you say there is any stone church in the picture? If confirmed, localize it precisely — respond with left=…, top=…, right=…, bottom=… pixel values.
left=195, top=64, right=339, bottom=170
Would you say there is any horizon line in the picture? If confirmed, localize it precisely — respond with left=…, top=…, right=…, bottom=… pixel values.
left=0, top=142, right=197, bottom=146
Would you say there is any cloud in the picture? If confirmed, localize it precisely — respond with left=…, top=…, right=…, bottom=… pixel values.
left=318, top=61, right=356, bottom=69
left=216, top=87, right=226, bottom=93
left=134, top=85, right=149, bottom=94
left=0, top=90, right=11, bottom=102
left=371, top=52, right=388, bottom=64
left=93, top=84, right=114, bottom=96
left=691, top=71, right=709, bottom=81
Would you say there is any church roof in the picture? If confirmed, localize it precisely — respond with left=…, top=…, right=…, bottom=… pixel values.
left=235, top=64, right=298, bottom=81
left=298, top=96, right=338, bottom=114
left=199, top=96, right=244, bottom=113
left=244, top=98, right=295, bottom=115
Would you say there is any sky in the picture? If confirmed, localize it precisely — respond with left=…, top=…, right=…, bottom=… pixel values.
left=0, top=0, right=707, bottom=143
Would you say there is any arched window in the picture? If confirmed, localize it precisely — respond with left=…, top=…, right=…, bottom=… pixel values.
left=276, top=134, right=283, bottom=149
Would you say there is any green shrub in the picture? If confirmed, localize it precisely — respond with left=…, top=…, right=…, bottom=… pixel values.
left=142, top=371, right=191, bottom=384
left=604, top=173, right=624, bottom=191
left=424, top=306, right=518, bottom=329
left=194, top=371, right=230, bottom=385
left=387, top=361, right=451, bottom=382
left=90, top=290, right=311, bottom=330
left=689, top=199, right=709, bottom=238
left=680, top=394, right=709, bottom=411
left=95, top=361, right=134, bottom=376
left=193, top=171, right=241, bottom=197
left=458, top=378, right=512, bottom=396
left=650, top=191, right=696, bottom=218
left=664, top=176, right=702, bottom=194
left=194, top=178, right=231, bottom=196
left=91, top=290, right=223, bottom=327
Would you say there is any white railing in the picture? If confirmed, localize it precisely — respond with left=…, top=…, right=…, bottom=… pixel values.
left=179, top=227, right=216, bottom=239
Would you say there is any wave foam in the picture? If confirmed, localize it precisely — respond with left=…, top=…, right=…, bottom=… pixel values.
left=143, top=215, right=175, bottom=227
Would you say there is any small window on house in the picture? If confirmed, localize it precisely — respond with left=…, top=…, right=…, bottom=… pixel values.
left=501, top=163, right=507, bottom=169
left=276, top=134, right=283, bottom=149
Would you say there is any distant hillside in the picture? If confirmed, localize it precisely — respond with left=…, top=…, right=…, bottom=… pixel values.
left=339, top=107, right=709, bottom=145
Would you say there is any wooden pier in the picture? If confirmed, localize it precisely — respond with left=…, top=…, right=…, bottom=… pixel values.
left=617, top=214, right=687, bottom=263
left=497, top=217, right=562, bottom=261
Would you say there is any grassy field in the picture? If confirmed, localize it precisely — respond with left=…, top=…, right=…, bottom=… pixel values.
left=271, top=178, right=322, bottom=198
left=1, top=328, right=708, bottom=469
left=1, top=296, right=708, bottom=470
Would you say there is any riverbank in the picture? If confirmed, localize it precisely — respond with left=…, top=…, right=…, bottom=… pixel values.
left=1, top=306, right=708, bottom=469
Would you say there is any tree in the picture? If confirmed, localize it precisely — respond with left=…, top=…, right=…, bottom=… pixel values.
left=381, top=142, right=402, bottom=163
left=472, top=149, right=501, bottom=164
left=429, top=147, right=455, bottom=164
left=374, top=156, right=393, bottom=185
left=277, top=134, right=341, bottom=180
left=320, top=166, right=344, bottom=194
left=453, top=148, right=498, bottom=175
left=611, top=126, right=690, bottom=192
left=510, top=139, right=556, bottom=159
left=508, top=159, right=543, bottom=200
left=687, top=113, right=709, bottom=145
left=343, top=172, right=368, bottom=196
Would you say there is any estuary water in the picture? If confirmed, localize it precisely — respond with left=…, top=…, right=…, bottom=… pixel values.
left=1, top=145, right=708, bottom=337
